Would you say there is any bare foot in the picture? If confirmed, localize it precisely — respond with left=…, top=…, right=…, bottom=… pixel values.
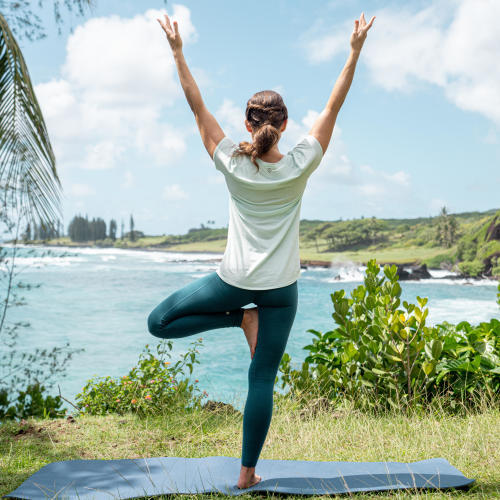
left=240, top=306, right=259, bottom=359
left=237, top=466, right=262, bottom=489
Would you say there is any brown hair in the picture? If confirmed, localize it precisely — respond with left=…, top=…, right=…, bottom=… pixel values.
left=232, top=90, right=288, bottom=170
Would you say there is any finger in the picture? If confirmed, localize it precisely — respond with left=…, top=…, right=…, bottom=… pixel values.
left=361, top=16, right=375, bottom=35
left=165, top=14, right=173, bottom=31
left=173, top=20, right=180, bottom=36
left=353, top=18, right=359, bottom=33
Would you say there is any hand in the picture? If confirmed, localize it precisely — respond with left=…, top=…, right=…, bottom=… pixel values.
left=157, top=13, right=183, bottom=52
left=350, top=12, right=375, bottom=53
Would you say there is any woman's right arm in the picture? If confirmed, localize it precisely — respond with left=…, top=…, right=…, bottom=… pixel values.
left=309, top=12, right=375, bottom=155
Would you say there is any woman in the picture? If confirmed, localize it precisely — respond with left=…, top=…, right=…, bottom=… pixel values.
left=150, top=11, right=375, bottom=489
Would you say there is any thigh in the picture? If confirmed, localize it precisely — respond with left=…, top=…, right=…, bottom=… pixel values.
left=250, top=281, right=298, bottom=378
left=150, top=272, right=254, bottom=324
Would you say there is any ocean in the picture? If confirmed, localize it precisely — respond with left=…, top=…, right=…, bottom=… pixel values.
left=2, top=244, right=499, bottom=413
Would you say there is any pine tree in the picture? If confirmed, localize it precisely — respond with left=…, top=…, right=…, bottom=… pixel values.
left=109, top=219, right=117, bottom=241
left=130, top=214, right=135, bottom=242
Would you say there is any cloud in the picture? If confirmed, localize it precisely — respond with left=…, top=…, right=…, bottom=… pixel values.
left=303, top=0, right=500, bottom=125
left=69, top=183, right=96, bottom=197
left=163, top=184, right=189, bottom=201
left=34, top=5, right=199, bottom=173
left=82, top=141, right=125, bottom=170
left=213, top=100, right=412, bottom=206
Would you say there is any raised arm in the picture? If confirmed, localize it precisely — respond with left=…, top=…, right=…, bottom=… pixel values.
left=157, top=14, right=224, bottom=159
left=309, top=12, right=375, bottom=154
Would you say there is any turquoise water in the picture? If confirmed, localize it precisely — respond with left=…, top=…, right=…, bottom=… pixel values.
left=3, top=244, right=499, bottom=413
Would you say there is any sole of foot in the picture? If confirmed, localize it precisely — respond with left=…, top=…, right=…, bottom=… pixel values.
left=241, top=306, right=259, bottom=359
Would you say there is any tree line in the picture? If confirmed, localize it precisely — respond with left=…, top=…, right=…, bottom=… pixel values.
left=23, top=214, right=144, bottom=243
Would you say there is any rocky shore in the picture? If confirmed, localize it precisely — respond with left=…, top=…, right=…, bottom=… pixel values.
left=17, top=241, right=498, bottom=282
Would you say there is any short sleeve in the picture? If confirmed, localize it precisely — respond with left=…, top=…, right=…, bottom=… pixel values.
left=212, top=136, right=238, bottom=175
left=290, top=135, right=324, bottom=178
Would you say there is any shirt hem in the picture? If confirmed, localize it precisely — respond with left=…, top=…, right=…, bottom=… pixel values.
left=216, top=268, right=299, bottom=290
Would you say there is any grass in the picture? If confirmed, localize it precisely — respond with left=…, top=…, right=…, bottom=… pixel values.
left=36, top=236, right=454, bottom=267
left=1, top=395, right=498, bottom=499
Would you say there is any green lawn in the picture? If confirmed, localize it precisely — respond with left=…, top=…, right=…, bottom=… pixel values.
left=38, top=237, right=454, bottom=266
left=1, top=396, right=498, bottom=499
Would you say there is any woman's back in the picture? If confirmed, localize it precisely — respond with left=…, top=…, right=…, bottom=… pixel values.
left=213, top=134, right=324, bottom=290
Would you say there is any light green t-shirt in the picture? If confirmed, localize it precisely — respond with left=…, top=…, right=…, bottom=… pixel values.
left=212, top=134, right=324, bottom=290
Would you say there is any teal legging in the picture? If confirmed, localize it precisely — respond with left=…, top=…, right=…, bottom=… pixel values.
left=147, top=271, right=298, bottom=468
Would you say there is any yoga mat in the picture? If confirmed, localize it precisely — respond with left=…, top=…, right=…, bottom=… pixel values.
left=6, top=456, right=475, bottom=499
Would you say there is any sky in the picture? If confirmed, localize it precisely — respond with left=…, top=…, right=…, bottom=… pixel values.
left=15, top=0, right=500, bottom=236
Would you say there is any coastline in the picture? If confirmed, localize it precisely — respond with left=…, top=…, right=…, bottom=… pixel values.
left=15, top=241, right=500, bottom=283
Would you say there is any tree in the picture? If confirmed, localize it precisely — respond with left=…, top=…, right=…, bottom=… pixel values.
left=436, top=206, right=458, bottom=248
left=0, top=1, right=97, bottom=231
left=109, top=219, right=117, bottom=241
left=120, top=219, right=124, bottom=240
left=129, top=213, right=135, bottom=242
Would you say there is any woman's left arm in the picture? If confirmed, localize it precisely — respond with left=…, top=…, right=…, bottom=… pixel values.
left=158, top=14, right=224, bottom=160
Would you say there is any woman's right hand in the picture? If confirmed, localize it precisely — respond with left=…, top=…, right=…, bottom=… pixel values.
left=350, top=12, right=375, bottom=53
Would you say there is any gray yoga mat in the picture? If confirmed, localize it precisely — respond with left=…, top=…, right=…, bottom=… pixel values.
left=6, top=455, right=475, bottom=499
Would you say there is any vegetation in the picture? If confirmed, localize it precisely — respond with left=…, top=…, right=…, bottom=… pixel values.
left=277, top=260, right=500, bottom=415
left=23, top=207, right=500, bottom=277
left=75, top=339, right=206, bottom=417
left=0, top=210, right=82, bottom=420
left=1, top=261, right=498, bottom=497
left=1, top=398, right=498, bottom=498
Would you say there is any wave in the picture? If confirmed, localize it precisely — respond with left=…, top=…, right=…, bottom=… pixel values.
left=309, top=262, right=497, bottom=286
left=427, top=298, right=500, bottom=324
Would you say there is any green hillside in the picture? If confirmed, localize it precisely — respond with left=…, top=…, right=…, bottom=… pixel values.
left=26, top=208, right=500, bottom=278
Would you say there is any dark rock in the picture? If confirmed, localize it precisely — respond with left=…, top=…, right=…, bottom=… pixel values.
left=395, top=265, right=411, bottom=280
left=409, top=263, right=432, bottom=279
left=485, top=215, right=500, bottom=242
left=395, top=263, right=432, bottom=280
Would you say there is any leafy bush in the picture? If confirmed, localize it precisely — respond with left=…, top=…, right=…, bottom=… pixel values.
left=277, top=259, right=500, bottom=414
left=424, top=251, right=456, bottom=269
left=456, top=236, right=478, bottom=261
left=75, top=339, right=206, bottom=417
left=0, top=383, right=66, bottom=420
left=458, top=259, right=485, bottom=277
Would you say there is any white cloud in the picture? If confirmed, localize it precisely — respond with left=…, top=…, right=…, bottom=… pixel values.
left=214, top=102, right=413, bottom=205
left=303, top=0, right=500, bottom=125
left=34, top=5, right=198, bottom=173
left=82, top=141, right=125, bottom=170
left=215, top=99, right=247, bottom=139
left=305, top=29, right=350, bottom=64
left=163, top=184, right=189, bottom=201
left=69, top=183, right=96, bottom=197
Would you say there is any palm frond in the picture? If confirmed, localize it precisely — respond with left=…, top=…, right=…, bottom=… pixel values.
left=0, top=11, right=62, bottom=229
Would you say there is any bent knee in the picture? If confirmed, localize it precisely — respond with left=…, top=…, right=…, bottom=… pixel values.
left=147, top=310, right=164, bottom=337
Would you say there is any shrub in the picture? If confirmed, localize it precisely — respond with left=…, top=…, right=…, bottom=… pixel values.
left=75, top=338, right=205, bottom=417
left=277, top=259, right=500, bottom=414
left=458, top=259, right=485, bottom=277
left=424, top=251, right=456, bottom=269
left=0, top=383, right=66, bottom=420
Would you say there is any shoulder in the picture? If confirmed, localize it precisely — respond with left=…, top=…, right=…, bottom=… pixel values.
left=212, top=136, right=238, bottom=161
left=212, top=136, right=241, bottom=174
left=291, top=135, right=324, bottom=158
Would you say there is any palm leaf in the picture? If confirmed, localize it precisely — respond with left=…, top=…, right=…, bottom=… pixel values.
left=0, top=11, right=62, bottom=229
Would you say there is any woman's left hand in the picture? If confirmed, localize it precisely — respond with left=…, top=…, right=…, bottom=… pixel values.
left=157, top=13, right=183, bottom=52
